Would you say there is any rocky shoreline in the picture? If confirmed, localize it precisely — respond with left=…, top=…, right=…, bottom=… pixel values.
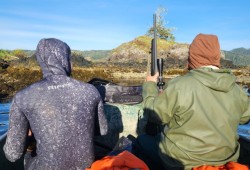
left=1, top=64, right=250, bottom=102
left=1, top=36, right=250, bottom=101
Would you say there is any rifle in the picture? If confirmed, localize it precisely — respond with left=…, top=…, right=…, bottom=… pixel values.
left=151, top=14, right=165, bottom=91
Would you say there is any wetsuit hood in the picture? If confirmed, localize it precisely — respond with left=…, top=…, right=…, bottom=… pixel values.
left=36, top=38, right=71, bottom=78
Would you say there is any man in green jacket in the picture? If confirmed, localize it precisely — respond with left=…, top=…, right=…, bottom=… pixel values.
left=140, top=33, right=250, bottom=170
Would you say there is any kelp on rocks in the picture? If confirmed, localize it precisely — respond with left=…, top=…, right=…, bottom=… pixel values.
left=1, top=65, right=250, bottom=100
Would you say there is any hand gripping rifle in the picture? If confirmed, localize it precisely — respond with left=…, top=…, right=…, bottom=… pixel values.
left=151, top=14, right=165, bottom=91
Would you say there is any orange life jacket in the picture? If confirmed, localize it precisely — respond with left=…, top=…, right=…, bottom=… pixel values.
left=86, top=151, right=149, bottom=170
left=192, top=162, right=249, bottom=170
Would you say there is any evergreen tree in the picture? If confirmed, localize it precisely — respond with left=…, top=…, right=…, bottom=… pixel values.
left=147, top=7, right=175, bottom=41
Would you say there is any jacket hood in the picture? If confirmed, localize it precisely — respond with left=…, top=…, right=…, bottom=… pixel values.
left=36, top=38, right=71, bottom=78
left=190, top=67, right=236, bottom=92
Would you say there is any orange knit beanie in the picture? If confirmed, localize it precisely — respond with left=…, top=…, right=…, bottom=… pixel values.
left=188, top=33, right=221, bottom=69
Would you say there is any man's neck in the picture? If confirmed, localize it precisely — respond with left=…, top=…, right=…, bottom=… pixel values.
left=201, top=65, right=219, bottom=69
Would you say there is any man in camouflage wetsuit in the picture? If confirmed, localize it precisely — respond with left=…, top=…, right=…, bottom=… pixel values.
left=4, top=38, right=108, bottom=170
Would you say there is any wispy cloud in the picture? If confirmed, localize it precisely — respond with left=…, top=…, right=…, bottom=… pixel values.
left=1, top=0, right=249, bottom=50
left=0, top=9, right=88, bottom=25
left=0, top=22, right=135, bottom=50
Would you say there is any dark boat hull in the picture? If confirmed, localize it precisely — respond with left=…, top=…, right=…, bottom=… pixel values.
left=0, top=133, right=24, bottom=170
left=1, top=102, right=250, bottom=169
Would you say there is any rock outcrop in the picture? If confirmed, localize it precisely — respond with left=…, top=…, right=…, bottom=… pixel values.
left=108, top=36, right=237, bottom=69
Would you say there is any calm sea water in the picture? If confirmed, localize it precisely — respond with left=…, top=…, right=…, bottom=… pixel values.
left=0, top=101, right=250, bottom=142
left=0, top=102, right=11, bottom=139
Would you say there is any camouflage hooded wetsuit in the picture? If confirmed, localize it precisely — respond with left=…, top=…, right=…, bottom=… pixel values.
left=4, top=38, right=108, bottom=170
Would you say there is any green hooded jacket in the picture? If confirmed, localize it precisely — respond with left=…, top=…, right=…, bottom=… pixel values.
left=143, top=67, right=250, bottom=170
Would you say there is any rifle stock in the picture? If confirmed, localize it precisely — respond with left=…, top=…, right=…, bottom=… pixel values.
left=157, top=58, right=165, bottom=90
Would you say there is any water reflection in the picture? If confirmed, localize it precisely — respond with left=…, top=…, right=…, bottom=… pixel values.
left=0, top=103, right=10, bottom=138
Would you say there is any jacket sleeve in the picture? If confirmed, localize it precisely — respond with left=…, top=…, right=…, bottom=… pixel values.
left=3, top=98, right=29, bottom=162
left=240, top=99, right=250, bottom=124
left=142, top=81, right=177, bottom=124
left=97, top=99, right=108, bottom=135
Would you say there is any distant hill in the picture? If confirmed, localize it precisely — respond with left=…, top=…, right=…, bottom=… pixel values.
left=0, top=49, right=108, bottom=67
left=1, top=41, right=249, bottom=67
left=0, top=49, right=110, bottom=61
left=231, top=48, right=250, bottom=56
left=224, top=48, right=250, bottom=66
left=75, top=50, right=110, bottom=61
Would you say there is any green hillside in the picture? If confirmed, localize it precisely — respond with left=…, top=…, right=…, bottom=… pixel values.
left=231, top=48, right=250, bottom=56
left=72, top=50, right=110, bottom=61
left=0, top=50, right=18, bottom=61
left=224, top=48, right=250, bottom=66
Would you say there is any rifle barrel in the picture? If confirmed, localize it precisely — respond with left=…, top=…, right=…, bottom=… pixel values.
left=151, top=14, right=158, bottom=76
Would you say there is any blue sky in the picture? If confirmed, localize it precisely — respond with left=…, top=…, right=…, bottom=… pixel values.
left=0, top=0, right=249, bottom=51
